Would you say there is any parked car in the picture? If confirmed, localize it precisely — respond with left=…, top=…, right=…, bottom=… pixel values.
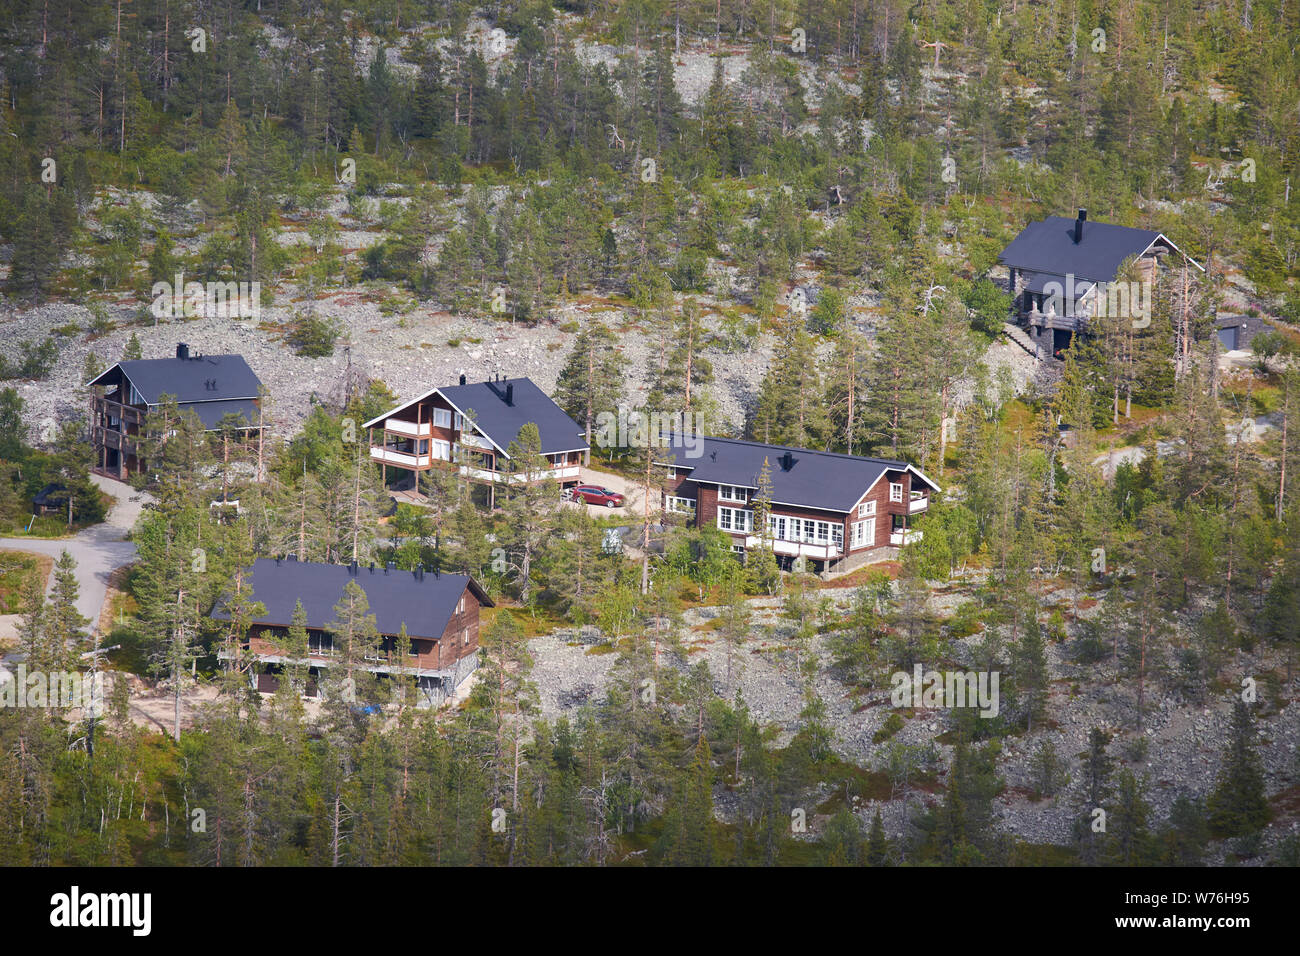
left=565, top=484, right=626, bottom=507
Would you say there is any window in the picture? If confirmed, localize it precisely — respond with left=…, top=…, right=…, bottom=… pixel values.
left=666, top=496, right=696, bottom=514
left=857, top=500, right=876, bottom=518
left=889, top=483, right=904, bottom=503
left=457, top=596, right=465, bottom=614
left=851, top=519, right=875, bottom=548
left=717, top=507, right=753, bottom=533
left=766, top=515, right=786, bottom=540
left=454, top=412, right=463, bottom=430
left=718, top=484, right=748, bottom=503
left=308, top=633, right=334, bottom=657
left=550, top=453, right=568, bottom=467
left=432, top=408, right=452, bottom=429
left=432, top=439, right=451, bottom=461
left=462, top=628, right=470, bottom=645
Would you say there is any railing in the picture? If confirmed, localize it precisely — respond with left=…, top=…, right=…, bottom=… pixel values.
left=745, top=535, right=842, bottom=561
left=1026, top=308, right=1088, bottom=332
left=371, top=447, right=427, bottom=468
left=93, top=397, right=146, bottom=425
left=909, top=493, right=929, bottom=513
left=92, top=426, right=137, bottom=452
left=384, top=418, right=432, bottom=438
left=458, top=464, right=581, bottom=484
left=890, top=530, right=923, bottom=546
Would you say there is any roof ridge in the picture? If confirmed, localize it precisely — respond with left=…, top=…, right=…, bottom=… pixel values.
left=687, top=433, right=909, bottom=467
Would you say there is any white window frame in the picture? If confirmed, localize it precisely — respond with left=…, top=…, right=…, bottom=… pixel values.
left=857, top=500, right=876, bottom=518
left=767, top=515, right=786, bottom=540
left=666, top=496, right=695, bottom=514
left=718, top=484, right=748, bottom=503
left=852, top=519, right=875, bottom=548
left=454, top=412, right=464, bottom=430
left=432, top=439, right=451, bottom=461
left=432, top=408, right=453, bottom=429
left=889, top=483, right=904, bottom=503
left=717, top=507, right=753, bottom=534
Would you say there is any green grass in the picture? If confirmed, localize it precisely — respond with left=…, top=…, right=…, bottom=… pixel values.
left=0, top=549, right=52, bottom=614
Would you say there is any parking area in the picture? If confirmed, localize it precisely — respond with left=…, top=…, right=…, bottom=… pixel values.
left=563, top=468, right=648, bottom=518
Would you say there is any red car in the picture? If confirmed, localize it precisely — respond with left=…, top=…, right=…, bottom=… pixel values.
left=565, top=484, right=626, bottom=508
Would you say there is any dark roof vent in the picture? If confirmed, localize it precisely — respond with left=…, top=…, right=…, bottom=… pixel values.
left=349, top=560, right=358, bottom=575
left=385, top=562, right=394, bottom=574
left=781, top=451, right=794, bottom=471
left=459, top=373, right=467, bottom=385
left=176, top=343, right=190, bottom=360
left=1073, top=208, right=1087, bottom=244
left=505, top=383, right=514, bottom=406
left=369, top=563, right=376, bottom=574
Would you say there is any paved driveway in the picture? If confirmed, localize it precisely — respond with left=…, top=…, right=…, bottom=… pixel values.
left=0, top=474, right=147, bottom=641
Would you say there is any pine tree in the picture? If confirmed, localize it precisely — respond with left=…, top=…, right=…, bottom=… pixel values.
left=499, top=423, right=561, bottom=606
left=1206, top=700, right=1270, bottom=841
left=554, top=321, right=625, bottom=464
left=866, top=809, right=889, bottom=865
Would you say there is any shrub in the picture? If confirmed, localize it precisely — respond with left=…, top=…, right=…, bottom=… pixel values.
left=0, top=338, right=60, bottom=381
left=288, top=314, right=342, bottom=358
left=873, top=712, right=905, bottom=743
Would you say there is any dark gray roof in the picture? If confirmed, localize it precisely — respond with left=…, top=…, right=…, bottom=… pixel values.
left=1021, top=272, right=1097, bottom=296
left=664, top=436, right=938, bottom=513
left=186, top=399, right=261, bottom=429
left=89, top=354, right=262, bottom=405
left=999, top=216, right=1163, bottom=282
left=375, top=377, right=588, bottom=457
left=32, top=483, right=67, bottom=506
left=212, top=558, right=492, bottom=642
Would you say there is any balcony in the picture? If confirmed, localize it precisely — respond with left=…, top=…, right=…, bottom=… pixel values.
left=371, top=447, right=427, bottom=468
left=908, top=491, right=929, bottom=513
left=458, top=463, right=582, bottom=484
left=384, top=418, right=432, bottom=438
left=890, top=529, right=923, bottom=546
left=1025, top=308, right=1088, bottom=333
left=92, top=426, right=137, bottom=452
left=744, top=535, right=842, bottom=561
left=92, top=397, right=145, bottom=426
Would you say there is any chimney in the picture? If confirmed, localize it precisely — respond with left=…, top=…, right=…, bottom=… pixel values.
left=349, top=560, right=358, bottom=575
left=176, top=343, right=190, bottom=360
left=275, top=556, right=282, bottom=565
left=781, top=451, right=794, bottom=471
left=459, top=373, right=467, bottom=386
left=385, top=562, right=394, bottom=574
left=369, top=563, right=375, bottom=574
left=287, top=554, right=297, bottom=562
left=415, top=567, right=424, bottom=581
left=505, top=383, right=514, bottom=406
left=1073, top=209, right=1087, bottom=244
